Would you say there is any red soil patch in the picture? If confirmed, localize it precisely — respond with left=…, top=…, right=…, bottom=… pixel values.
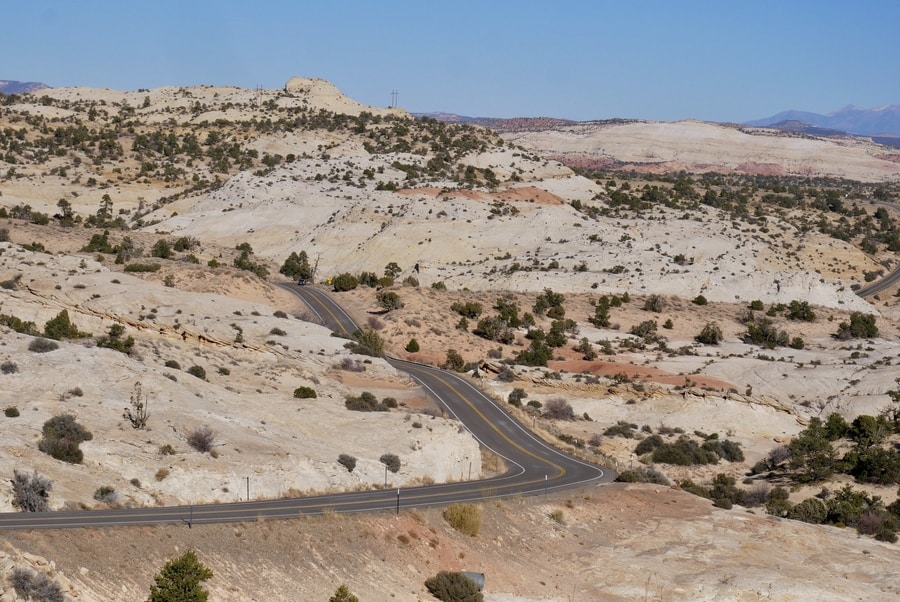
left=549, top=359, right=736, bottom=392
left=494, top=185, right=565, bottom=205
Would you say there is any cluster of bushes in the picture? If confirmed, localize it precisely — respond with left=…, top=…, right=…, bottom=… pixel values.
left=766, top=484, right=900, bottom=543
left=636, top=433, right=744, bottom=466
left=344, top=326, right=384, bottom=357
left=293, top=386, right=317, bottom=399
left=762, top=412, right=900, bottom=485
left=344, top=391, right=398, bottom=412
left=335, top=452, right=401, bottom=476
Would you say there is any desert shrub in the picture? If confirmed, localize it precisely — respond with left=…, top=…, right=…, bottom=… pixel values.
left=443, top=503, right=482, bottom=537
left=186, top=425, right=216, bottom=453
left=38, top=414, right=93, bottom=463
left=786, top=300, right=816, bottom=322
left=765, top=486, right=792, bottom=517
left=93, top=485, right=117, bottom=504
left=96, top=323, right=135, bottom=354
left=5, top=405, right=20, bottom=417
left=273, top=310, right=288, bottom=319
left=542, top=397, right=575, bottom=421
left=702, top=438, right=745, bottom=462
left=332, top=272, right=359, bottom=292
left=159, top=444, right=176, bottom=455
left=11, top=469, right=52, bottom=512
left=269, top=327, right=287, bottom=336
left=293, top=386, right=317, bottom=399
left=405, top=338, right=420, bottom=353
left=787, top=497, right=827, bottom=524
left=634, top=434, right=664, bottom=455
left=1, top=359, right=18, bottom=374
left=187, top=365, right=206, bottom=380
left=424, top=571, right=484, bottom=602
left=451, top=301, right=483, bottom=319
left=346, top=326, right=384, bottom=357
left=431, top=281, right=447, bottom=291
left=444, top=349, right=465, bottom=372
left=651, top=436, right=718, bottom=466
left=615, top=466, right=670, bottom=485
left=603, top=421, right=638, bottom=438
left=28, top=337, right=59, bottom=353
left=629, top=319, right=658, bottom=338
left=749, top=299, right=765, bottom=311
left=124, top=262, right=161, bottom=272
left=376, top=290, right=403, bottom=311
left=0, top=313, right=39, bottom=335
left=337, top=454, right=357, bottom=473
left=642, top=294, right=664, bottom=312
left=695, top=322, right=723, bottom=345
left=380, top=453, right=401, bottom=473
left=743, top=316, right=789, bottom=348
left=345, top=391, right=393, bottom=412
left=155, top=468, right=170, bottom=481
left=835, top=312, right=878, bottom=339
left=43, top=309, right=86, bottom=340
left=9, top=567, right=64, bottom=602
left=150, top=238, right=173, bottom=259
left=164, top=359, right=181, bottom=369
left=507, top=388, right=527, bottom=407
left=329, top=584, right=360, bottom=602
left=692, top=295, right=708, bottom=305
left=148, top=550, right=213, bottom=602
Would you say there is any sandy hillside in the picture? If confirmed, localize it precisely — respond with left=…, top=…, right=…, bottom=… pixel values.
left=502, top=120, right=900, bottom=182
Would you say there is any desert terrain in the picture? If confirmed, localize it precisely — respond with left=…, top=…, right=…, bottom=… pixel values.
left=0, top=78, right=899, bottom=600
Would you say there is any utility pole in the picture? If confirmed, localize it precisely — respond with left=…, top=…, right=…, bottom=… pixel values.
left=246, top=476, right=250, bottom=501
left=391, top=89, right=398, bottom=108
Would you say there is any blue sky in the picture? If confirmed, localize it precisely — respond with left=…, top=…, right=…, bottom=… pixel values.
left=6, top=1, right=899, bottom=122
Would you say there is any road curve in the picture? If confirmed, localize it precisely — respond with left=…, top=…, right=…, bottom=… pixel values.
left=0, top=284, right=613, bottom=531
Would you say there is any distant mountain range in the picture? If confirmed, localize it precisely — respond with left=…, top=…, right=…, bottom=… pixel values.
left=746, top=105, right=900, bottom=138
left=0, top=80, right=50, bottom=95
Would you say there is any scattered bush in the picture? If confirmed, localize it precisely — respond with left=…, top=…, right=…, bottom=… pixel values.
left=329, top=584, right=361, bottom=602
left=337, top=454, right=357, bottom=473
left=444, top=349, right=465, bottom=371
left=155, top=468, right=170, bottom=481
left=4, top=405, right=19, bottom=417
left=1, top=360, right=18, bottom=374
left=380, top=453, right=401, bottom=473
left=424, top=571, right=484, bottom=602
left=124, top=262, right=161, bottom=273
left=835, top=312, right=878, bottom=339
left=9, top=567, right=64, bottom=602
left=345, top=391, right=394, bottom=412
left=187, top=365, right=207, bottom=380
left=507, top=388, right=527, bottom=407
left=148, top=550, right=213, bottom=602
left=692, top=295, right=708, bottom=305
left=38, top=414, right=93, bottom=463
left=186, top=425, right=216, bottom=453
left=93, top=485, right=117, bottom=504
left=376, top=290, right=403, bottom=311
left=159, top=444, right=176, bottom=456
left=405, top=338, right=420, bottom=353
left=615, top=466, right=670, bottom=485
left=293, top=386, right=317, bottom=399
left=11, top=469, right=52, bottom=512
left=443, top=503, right=482, bottom=537
left=603, top=421, right=638, bottom=438
left=332, top=272, right=359, bottom=292
left=695, top=322, right=723, bottom=345
left=164, top=359, right=181, bottom=369
left=28, top=337, right=59, bottom=353
left=269, top=327, right=287, bottom=336
left=542, top=397, right=575, bottom=421
left=642, top=294, right=664, bottom=313
left=346, top=326, right=384, bottom=357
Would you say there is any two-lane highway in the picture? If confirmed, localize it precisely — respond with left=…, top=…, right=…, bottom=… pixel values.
left=0, top=284, right=613, bottom=531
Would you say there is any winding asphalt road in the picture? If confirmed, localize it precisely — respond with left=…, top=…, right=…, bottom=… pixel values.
left=0, top=284, right=612, bottom=531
